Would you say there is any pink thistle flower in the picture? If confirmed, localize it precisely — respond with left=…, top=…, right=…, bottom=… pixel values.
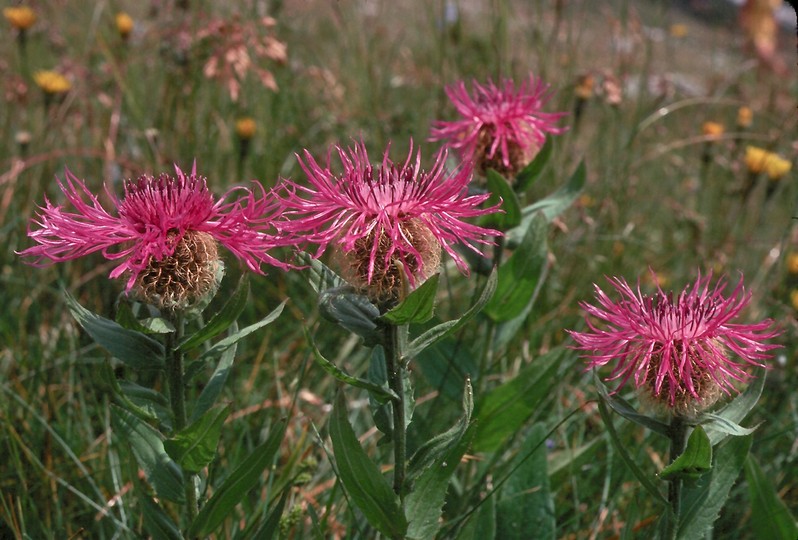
left=568, top=273, right=781, bottom=416
left=429, top=75, right=567, bottom=177
left=275, top=140, right=501, bottom=301
left=19, top=164, right=290, bottom=303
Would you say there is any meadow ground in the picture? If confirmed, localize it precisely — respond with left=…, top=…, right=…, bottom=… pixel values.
left=1, top=0, right=796, bottom=538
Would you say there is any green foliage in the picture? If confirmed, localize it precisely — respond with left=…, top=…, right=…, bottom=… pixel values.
left=745, top=456, right=798, bottom=540
left=381, top=273, right=440, bottom=325
left=659, top=426, right=712, bottom=482
left=164, top=404, right=231, bottom=473
left=480, top=169, right=523, bottom=230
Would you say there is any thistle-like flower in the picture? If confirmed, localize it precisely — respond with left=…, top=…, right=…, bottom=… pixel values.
left=568, top=273, right=780, bottom=416
left=20, top=164, right=289, bottom=310
left=275, top=140, right=501, bottom=303
left=429, top=75, right=567, bottom=177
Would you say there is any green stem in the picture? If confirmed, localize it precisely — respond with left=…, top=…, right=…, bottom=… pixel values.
left=166, top=313, right=199, bottom=529
left=383, top=323, right=408, bottom=501
left=666, top=415, right=688, bottom=540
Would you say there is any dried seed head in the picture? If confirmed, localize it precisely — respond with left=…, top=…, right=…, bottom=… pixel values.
left=132, top=230, right=223, bottom=312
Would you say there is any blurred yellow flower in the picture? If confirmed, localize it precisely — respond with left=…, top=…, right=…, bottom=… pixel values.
left=3, top=6, right=36, bottom=30
left=790, top=289, right=798, bottom=311
left=702, top=121, right=725, bottom=140
left=115, top=12, right=134, bottom=39
left=669, top=24, right=688, bottom=38
left=574, top=74, right=594, bottom=100
left=235, top=117, right=257, bottom=140
left=33, top=70, right=71, bottom=95
left=786, top=253, right=798, bottom=274
left=745, top=146, right=792, bottom=180
left=736, top=106, right=753, bottom=128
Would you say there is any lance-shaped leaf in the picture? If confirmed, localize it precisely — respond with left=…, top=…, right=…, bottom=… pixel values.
left=745, top=455, right=798, bottom=540
left=479, top=169, right=521, bottom=230
left=196, top=300, right=286, bottom=363
left=319, top=287, right=381, bottom=345
left=593, top=373, right=670, bottom=437
left=179, top=276, right=249, bottom=352
left=659, top=426, right=712, bottom=481
left=191, top=326, right=237, bottom=423
left=381, top=274, right=439, bottom=325
left=329, top=392, right=407, bottom=539
left=701, top=367, right=765, bottom=445
left=299, top=252, right=347, bottom=292
left=164, top=404, right=231, bottom=473
left=111, top=405, right=185, bottom=503
left=307, top=331, right=397, bottom=404
left=189, top=418, right=287, bottom=537
left=65, top=290, right=164, bottom=370
left=483, top=213, right=547, bottom=322
left=514, top=137, right=552, bottom=192
left=407, top=267, right=497, bottom=358
left=139, top=490, right=183, bottom=540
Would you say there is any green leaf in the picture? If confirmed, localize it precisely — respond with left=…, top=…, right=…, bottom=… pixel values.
left=415, top=335, right=478, bottom=402
left=191, top=322, right=238, bottom=423
left=190, top=418, right=288, bottom=537
left=164, top=404, right=230, bottom=473
left=659, top=426, right=712, bottom=481
left=506, top=160, right=585, bottom=246
left=179, top=276, right=249, bottom=352
left=306, top=331, right=397, bottom=404
left=319, top=287, right=381, bottom=345
left=64, top=290, right=165, bottom=370
left=458, top=493, right=496, bottom=540
left=678, top=434, right=752, bottom=539
left=745, top=455, right=798, bottom=540
left=115, top=301, right=163, bottom=334
left=697, top=413, right=759, bottom=440
left=472, top=348, right=562, bottom=452
left=250, top=486, right=291, bottom=540
left=702, top=368, right=765, bottom=445
left=298, top=252, right=347, bottom=293
left=117, top=379, right=172, bottom=427
left=368, top=346, right=395, bottom=438
left=138, top=317, right=176, bottom=334
left=329, top=392, right=407, bottom=539
left=496, top=423, right=555, bottom=540
left=139, top=491, right=183, bottom=540
left=479, top=169, right=522, bottom=230
left=593, top=374, right=670, bottom=437
left=548, top=436, right=604, bottom=486
left=596, top=398, right=667, bottom=506
left=407, top=267, right=498, bottom=358
left=197, top=300, right=286, bottom=363
left=483, top=213, right=547, bottom=322
left=111, top=405, right=185, bottom=503
left=380, top=274, right=439, bottom=325
left=514, top=137, right=553, bottom=192
left=407, top=378, right=474, bottom=484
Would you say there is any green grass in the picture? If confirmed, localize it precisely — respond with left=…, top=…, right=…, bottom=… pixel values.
left=1, top=0, right=796, bottom=538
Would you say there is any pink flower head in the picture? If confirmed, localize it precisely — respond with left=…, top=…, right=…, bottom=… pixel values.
left=19, top=164, right=290, bottom=292
left=276, top=139, right=501, bottom=295
left=429, top=75, right=567, bottom=176
left=568, top=272, right=780, bottom=414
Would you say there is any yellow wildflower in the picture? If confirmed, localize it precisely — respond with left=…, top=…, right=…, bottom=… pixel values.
left=115, top=12, right=134, bottom=39
left=736, top=106, right=753, bottom=128
left=235, top=117, right=257, bottom=140
left=745, top=146, right=791, bottom=180
left=787, top=253, right=798, bottom=274
left=3, top=6, right=36, bottom=30
left=574, top=74, right=594, bottom=100
left=669, top=24, right=688, bottom=38
left=702, top=121, right=725, bottom=141
left=33, top=70, right=71, bottom=95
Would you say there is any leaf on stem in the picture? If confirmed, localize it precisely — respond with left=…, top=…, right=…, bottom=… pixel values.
left=700, top=367, right=765, bottom=445
left=196, top=300, right=286, bottom=363
left=329, top=392, right=407, bottom=539
left=514, top=137, right=553, bottom=192
left=744, top=455, right=798, bottom=540
left=659, top=425, right=712, bottom=481
left=319, top=287, right=381, bottom=345
left=593, top=373, right=670, bottom=437
left=164, top=404, right=231, bottom=473
left=178, top=275, right=249, bottom=352
left=64, top=290, right=165, bottom=370
left=380, top=274, right=439, bottom=325
left=478, top=169, right=522, bottom=231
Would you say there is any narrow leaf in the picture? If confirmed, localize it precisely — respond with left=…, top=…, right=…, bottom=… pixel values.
left=191, top=322, right=238, bottom=423
left=319, top=287, right=381, bottom=344
left=197, top=300, right=286, bottom=363
left=514, top=137, right=553, bottom=192
left=745, top=455, right=798, bottom=540
left=140, top=492, right=183, bottom=540
left=703, top=368, right=765, bottom=445
left=306, top=331, right=397, bottom=403
left=594, top=374, right=670, bottom=437
left=596, top=399, right=667, bottom=506
left=64, top=290, right=164, bottom=370
left=659, top=426, right=712, bottom=481
left=190, top=418, right=288, bottom=537
left=678, top=434, right=752, bottom=539
left=111, top=405, right=185, bottom=503
left=697, top=413, right=759, bottom=439
left=179, top=276, right=249, bottom=352
left=299, top=252, right=347, bottom=292
left=479, top=169, right=522, bottom=230
left=407, top=267, right=497, bottom=358
left=164, top=404, right=231, bottom=473
left=329, top=392, right=407, bottom=538
left=381, top=274, right=439, bottom=325
left=483, top=213, right=547, bottom=322
left=250, top=486, right=292, bottom=540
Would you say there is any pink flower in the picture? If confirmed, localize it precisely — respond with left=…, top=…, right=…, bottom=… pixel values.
left=19, top=164, right=290, bottom=292
left=275, top=140, right=501, bottom=297
left=568, top=273, right=780, bottom=414
left=429, top=75, right=567, bottom=176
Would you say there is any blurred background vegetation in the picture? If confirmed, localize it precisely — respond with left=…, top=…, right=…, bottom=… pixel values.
left=1, top=0, right=795, bottom=538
